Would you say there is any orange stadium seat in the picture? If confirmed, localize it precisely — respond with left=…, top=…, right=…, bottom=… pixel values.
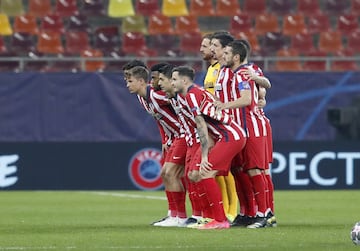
left=174, top=16, right=200, bottom=35
left=162, top=0, right=189, bottom=17
left=290, top=32, right=316, bottom=54
left=237, top=31, right=260, bottom=54
left=282, top=14, right=306, bottom=36
left=243, top=0, right=266, bottom=16
left=275, top=48, right=302, bottom=71
left=135, top=0, right=160, bottom=16
left=302, top=50, right=327, bottom=71
left=107, top=0, right=135, bottom=17
left=55, top=0, right=79, bottom=17
left=67, top=14, right=91, bottom=32
left=28, top=0, right=52, bottom=17
left=65, top=31, right=90, bottom=54
left=179, top=31, right=202, bottom=55
left=122, top=32, right=147, bottom=54
left=336, top=14, right=359, bottom=36
left=40, top=14, right=65, bottom=34
left=318, top=30, right=344, bottom=54
left=13, top=15, right=39, bottom=35
left=348, top=30, right=360, bottom=53
left=93, top=26, right=121, bottom=53
left=297, top=0, right=322, bottom=16
left=254, top=13, right=280, bottom=35
left=229, top=14, right=253, bottom=36
left=81, top=48, right=105, bottom=72
left=0, top=14, right=13, bottom=36
left=148, top=14, right=174, bottom=35
left=351, top=0, right=360, bottom=15
left=0, top=0, right=24, bottom=17
left=268, top=0, right=294, bottom=15
left=10, top=32, right=36, bottom=54
left=37, top=31, right=64, bottom=54
left=189, top=0, right=215, bottom=16
left=121, top=15, right=148, bottom=34
left=215, top=0, right=241, bottom=16
left=307, top=14, right=331, bottom=35
left=80, top=0, right=106, bottom=16
left=331, top=49, right=358, bottom=71
left=323, top=0, right=349, bottom=15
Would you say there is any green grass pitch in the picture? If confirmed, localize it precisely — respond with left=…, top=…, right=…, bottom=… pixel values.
left=0, top=190, right=358, bottom=251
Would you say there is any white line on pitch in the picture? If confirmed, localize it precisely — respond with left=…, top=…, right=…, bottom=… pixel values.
left=85, top=191, right=167, bottom=200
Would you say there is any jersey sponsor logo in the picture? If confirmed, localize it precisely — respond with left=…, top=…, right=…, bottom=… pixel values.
left=128, top=148, right=163, bottom=190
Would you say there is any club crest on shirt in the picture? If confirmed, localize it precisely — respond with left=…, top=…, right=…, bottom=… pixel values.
left=128, top=148, right=163, bottom=190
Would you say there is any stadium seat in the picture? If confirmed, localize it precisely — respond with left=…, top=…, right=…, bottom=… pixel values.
left=80, top=0, right=106, bottom=16
left=282, top=14, right=306, bottom=36
left=189, top=0, right=215, bottom=16
left=13, top=15, right=39, bottom=35
left=331, top=49, right=358, bottom=71
left=162, top=0, right=189, bottom=17
left=103, top=49, right=126, bottom=72
left=243, top=0, right=266, bottom=16
left=302, top=50, right=327, bottom=71
left=0, top=51, right=20, bottom=72
left=290, top=32, right=316, bottom=54
left=148, top=34, right=180, bottom=56
left=215, top=0, right=241, bottom=16
left=28, top=0, right=52, bottom=17
left=0, top=0, right=24, bottom=16
left=323, top=0, right=349, bottom=15
left=254, top=13, right=280, bottom=35
left=93, top=26, right=121, bottom=53
left=40, top=14, right=65, bottom=34
left=148, top=14, right=174, bottom=35
left=67, top=14, right=91, bottom=32
left=347, top=30, right=360, bottom=53
left=65, top=31, right=90, bottom=54
left=107, top=0, right=135, bottom=17
left=0, top=14, right=13, bottom=36
left=122, top=32, right=147, bottom=54
left=351, top=0, right=360, bottom=15
left=237, top=31, right=260, bottom=54
left=174, top=16, right=200, bottom=35
left=43, top=54, right=80, bottom=72
left=268, top=0, right=294, bottom=15
left=336, top=14, right=359, bottom=36
left=55, top=0, right=79, bottom=17
left=23, top=50, right=48, bottom=72
left=0, top=36, right=7, bottom=53
left=307, top=14, right=331, bottom=35
left=318, top=30, right=343, bottom=54
left=179, top=31, right=202, bottom=55
left=121, top=15, right=147, bottom=34
left=80, top=48, right=105, bottom=72
left=10, top=32, right=36, bottom=54
left=275, top=48, right=302, bottom=71
left=37, top=31, right=64, bottom=54
left=260, top=32, right=286, bottom=55
left=297, top=0, right=322, bottom=16
left=135, top=0, right=160, bottom=16
left=229, top=14, right=253, bottom=36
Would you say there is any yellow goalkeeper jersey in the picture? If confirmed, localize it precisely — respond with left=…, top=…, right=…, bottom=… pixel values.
left=204, top=61, right=220, bottom=95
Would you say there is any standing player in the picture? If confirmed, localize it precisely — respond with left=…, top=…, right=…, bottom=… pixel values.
left=215, top=40, right=270, bottom=228
left=172, top=66, right=247, bottom=229
left=124, top=63, right=187, bottom=227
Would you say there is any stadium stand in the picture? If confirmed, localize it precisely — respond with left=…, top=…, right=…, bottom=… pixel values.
left=290, top=32, right=316, bottom=54
left=0, top=0, right=25, bottom=17
left=40, top=14, right=65, bottom=34
left=37, top=31, right=64, bottom=54
left=65, top=31, right=91, bottom=54
left=307, top=13, right=331, bottom=34
left=229, top=14, right=253, bottom=35
left=336, top=14, right=359, bottom=36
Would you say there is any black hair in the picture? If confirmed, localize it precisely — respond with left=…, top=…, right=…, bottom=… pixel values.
left=172, top=66, right=195, bottom=81
left=238, top=39, right=252, bottom=54
left=150, top=62, right=169, bottom=72
left=158, top=64, right=175, bottom=79
left=122, top=60, right=147, bottom=71
left=127, top=66, right=149, bottom=82
left=228, top=40, right=248, bottom=63
left=212, top=32, right=234, bottom=48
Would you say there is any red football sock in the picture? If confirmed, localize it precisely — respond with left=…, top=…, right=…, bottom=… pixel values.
left=172, top=191, right=187, bottom=218
left=265, top=173, right=275, bottom=213
left=200, top=178, right=226, bottom=222
left=249, top=174, right=267, bottom=216
left=165, top=190, right=177, bottom=217
left=187, top=182, right=202, bottom=217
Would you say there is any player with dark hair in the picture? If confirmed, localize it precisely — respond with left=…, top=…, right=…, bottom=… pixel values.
left=171, top=65, right=247, bottom=229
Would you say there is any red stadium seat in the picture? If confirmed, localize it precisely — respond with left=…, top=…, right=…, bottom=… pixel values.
left=215, top=0, right=241, bottom=16
left=0, top=51, right=20, bottom=72
left=331, top=49, right=358, bottom=71
left=303, top=50, right=327, bottom=71
left=93, top=26, right=121, bottom=53
left=282, top=14, right=306, bottom=36
left=148, top=34, right=180, bottom=56
left=65, top=31, right=90, bottom=54
left=0, top=36, right=7, bottom=53
left=135, top=0, right=160, bottom=16
left=290, top=32, right=316, bottom=54
left=40, top=14, right=65, bottom=34
left=348, top=30, right=360, bottom=53
left=243, top=0, right=266, bottom=16
left=28, top=0, right=52, bottom=17
left=55, top=0, right=79, bottom=17
left=13, top=14, right=39, bottom=35
left=189, top=0, right=215, bottom=16
left=297, top=0, right=322, bottom=16
left=351, top=0, right=360, bottom=15
left=174, top=15, right=200, bottom=34
left=307, top=14, right=331, bottom=35
left=10, top=32, right=36, bottom=54
left=268, top=0, right=294, bottom=15
left=255, top=13, right=280, bottom=35
left=336, top=14, right=359, bottom=36
left=67, top=14, right=91, bottom=32
left=323, top=0, right=349, bottom=15
left=79, top=0, right=106, bottom=16
left=148, top=14, right=174, bottom=35
left=260, top=32, right=286, bottom=56
left=229, top=14, right=253, bottom=36
left=122, top=32, right=147, bottom=54
left=318, top=30, right=344, bottom=54
left=179, top=31, right=203, bottom=55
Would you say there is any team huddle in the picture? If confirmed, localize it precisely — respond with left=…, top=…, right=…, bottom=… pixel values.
left=123, top=31, right=276, bottom=230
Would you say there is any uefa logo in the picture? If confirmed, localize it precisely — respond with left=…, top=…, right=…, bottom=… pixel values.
left=128, top=148, right=163, bottom=190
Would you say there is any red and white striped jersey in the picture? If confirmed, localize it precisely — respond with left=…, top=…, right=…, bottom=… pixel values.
left=137, top=85, right=182, bottom=144
left=186, top=84, right=246, bottom=142
left=234, top=64, right=268, bottom=138
left=214, top=66, right=243, bottom=127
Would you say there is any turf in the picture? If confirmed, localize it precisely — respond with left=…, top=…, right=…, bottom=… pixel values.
left=0, top=190, right=358, bottom=251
